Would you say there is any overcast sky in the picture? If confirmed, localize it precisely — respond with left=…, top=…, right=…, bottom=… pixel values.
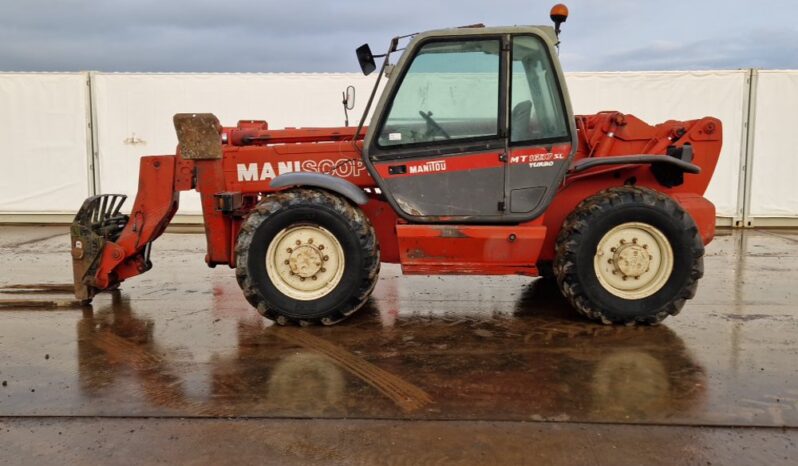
left=0, top=0, right=795, bottom=73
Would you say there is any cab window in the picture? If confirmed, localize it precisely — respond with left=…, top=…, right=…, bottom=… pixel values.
left=510, top=36, right=569, bottom=143
left=377, top=39, right=500, bottom=147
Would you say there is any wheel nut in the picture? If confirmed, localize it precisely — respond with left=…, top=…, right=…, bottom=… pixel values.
left=284, top=260, right=289, bottom=265
left=607, top=259, right=613, bottom=264
left=643, top=244, right=648, bottom=249
left=308, top=238, right=313, bottom=244
left=320, top=267, right=326, bottom=273
left=610, top=247, right=616, bottom=253
left=311, top=275, right=317, bottom=280
left=632, top=238, right=638, bottom=244
left=286, top=248, right=292, bottom=253
left=319, top=245, right=325, bottom=250
left=620, top=239, right=626, bottom=245
left=323, top=255, right=329, bottom=261
left=295, top=240, right=301, bottom=246
left=300, top=277, right=305, bottom=281
left=622, top=276, right=628, bottom=281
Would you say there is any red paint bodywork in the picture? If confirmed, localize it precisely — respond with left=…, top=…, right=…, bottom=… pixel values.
left=89, top=111, right=721, bottom=290
left=397, top=222, right=546, bottom=276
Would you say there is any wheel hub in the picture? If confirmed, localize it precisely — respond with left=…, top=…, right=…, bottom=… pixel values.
left=611, top=240, right=651, bottom=279
left=266, top=225, right=344, bottom=301
left=594, top=222, right=674, bottom=299
left=289, top=244, right=324, bottom=278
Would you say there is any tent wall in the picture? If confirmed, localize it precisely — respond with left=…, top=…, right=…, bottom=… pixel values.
left=92, top=73, right=376, bottom=214
left=566, top=71, right=748, bottom=219
left=0, top=70, right=795, bottom=224
left=0, top=73, right=91, bottom=215
left=747, top=70, right=798, bottom=223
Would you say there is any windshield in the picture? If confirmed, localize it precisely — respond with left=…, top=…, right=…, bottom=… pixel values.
left=377, top=38, right=501, bottom=147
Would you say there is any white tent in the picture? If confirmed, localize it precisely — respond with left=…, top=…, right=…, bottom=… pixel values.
left=0, top=69, right=795, bottom=225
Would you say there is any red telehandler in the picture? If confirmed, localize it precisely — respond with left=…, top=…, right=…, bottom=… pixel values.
left=71, top=5, right=721, bottom=326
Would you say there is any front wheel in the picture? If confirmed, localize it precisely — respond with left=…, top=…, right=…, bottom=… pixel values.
left=235, top=189, right=380, bottom=326
left=553, top=186, right=704, bottom=325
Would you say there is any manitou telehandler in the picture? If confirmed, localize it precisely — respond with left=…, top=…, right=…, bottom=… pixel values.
left=71, top=5, right=721, bottom=326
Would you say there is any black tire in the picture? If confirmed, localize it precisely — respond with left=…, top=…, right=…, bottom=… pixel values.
left=553, top=186, right=704, bottom=325
left=235, top=188, right=380, bottom=326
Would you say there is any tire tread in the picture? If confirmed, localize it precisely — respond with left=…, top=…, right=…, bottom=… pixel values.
left=553, top=186, right=704, bottom=325
left=235, top=189, right=380, bottom=326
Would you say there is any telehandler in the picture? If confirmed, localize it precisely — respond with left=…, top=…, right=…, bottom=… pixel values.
left=71, top=4, right=721, bottom=325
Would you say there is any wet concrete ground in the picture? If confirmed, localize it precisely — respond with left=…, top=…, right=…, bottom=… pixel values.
left=0, top=225, right=797, bottom=464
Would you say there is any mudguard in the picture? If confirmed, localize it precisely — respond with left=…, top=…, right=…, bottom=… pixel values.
left=270, top=172, right=369, bottom=206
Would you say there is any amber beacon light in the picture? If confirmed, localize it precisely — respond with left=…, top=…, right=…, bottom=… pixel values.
left=550, top=3, right=569, bottom=37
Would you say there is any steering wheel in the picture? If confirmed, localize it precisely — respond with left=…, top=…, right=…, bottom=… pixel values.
left=418, top=111, right=451, bottom=140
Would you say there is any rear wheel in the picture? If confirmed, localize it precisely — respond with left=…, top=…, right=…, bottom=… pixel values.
left=553, top=186, right=704, bottom=325
left=236, top=189, right=380, bottom=326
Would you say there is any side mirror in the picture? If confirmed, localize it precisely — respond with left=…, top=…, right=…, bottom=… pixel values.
left=343, top=85, right=356, bottom=110
left=356, top=44, right=377, bottom=76
left=342, top=85, right=356, bottom=126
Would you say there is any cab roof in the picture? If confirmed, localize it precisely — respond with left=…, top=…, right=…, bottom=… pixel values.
left=407, top=25, right=559, bottom=48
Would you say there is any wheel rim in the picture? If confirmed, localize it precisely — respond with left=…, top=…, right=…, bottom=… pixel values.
left=266, top=224, right=345, bottom=301
left=593, top=222, right=673, bottom=300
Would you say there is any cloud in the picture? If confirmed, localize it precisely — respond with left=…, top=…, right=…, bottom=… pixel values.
left=579, top=29, right=798, bottom=71
left=0, top=0, right=794, bottom=72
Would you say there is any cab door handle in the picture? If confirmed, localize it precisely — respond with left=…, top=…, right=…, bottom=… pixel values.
left=388, top=165, right=407, bottom=175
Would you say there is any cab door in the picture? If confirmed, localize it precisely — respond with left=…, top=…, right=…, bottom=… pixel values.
left=363, top=37, right=508, bottom=222
left=504, top=35, right=574, bottom=219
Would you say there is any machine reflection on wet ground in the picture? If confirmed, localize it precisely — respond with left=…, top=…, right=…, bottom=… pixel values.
left=1, top=226, right=797, bottom=464
left=70, top=285, right=706, bottom=422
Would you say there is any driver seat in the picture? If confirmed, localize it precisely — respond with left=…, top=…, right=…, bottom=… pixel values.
left=511, top=100, right=534, bottom=141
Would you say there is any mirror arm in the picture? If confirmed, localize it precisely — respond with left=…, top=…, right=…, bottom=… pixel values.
left=342, top=91, right=350, bottom=127
left=351, top=52, right=392, bottom=153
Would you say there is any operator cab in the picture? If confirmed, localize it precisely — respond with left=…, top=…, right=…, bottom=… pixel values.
left=358, top=25, right=576, bottom=223
left=375, top=37, right=567, bottom=147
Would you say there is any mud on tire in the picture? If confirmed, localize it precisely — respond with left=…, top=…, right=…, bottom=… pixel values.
left=553, top=186, right=704, bottom=325
left=235, top=188, right=380, bottom=326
